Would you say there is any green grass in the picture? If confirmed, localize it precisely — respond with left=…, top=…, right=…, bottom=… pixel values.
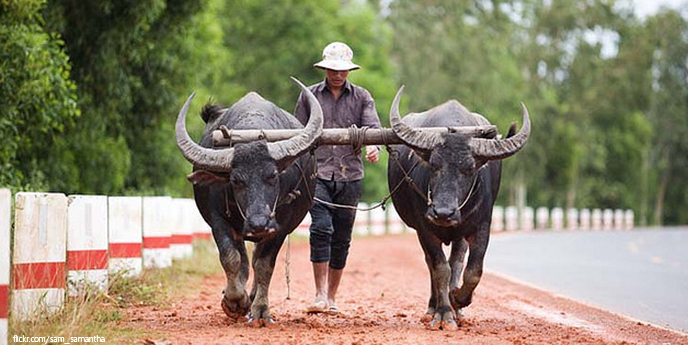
left=9, top=240, right=222, bottom=344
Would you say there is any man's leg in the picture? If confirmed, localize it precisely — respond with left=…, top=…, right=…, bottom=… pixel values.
left=328, top=180, right=362, bottom=311
left=308, top=179, right=335, bottom=312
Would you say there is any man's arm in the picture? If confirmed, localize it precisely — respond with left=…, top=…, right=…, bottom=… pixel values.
left=360, top=89, right=381, bottom=162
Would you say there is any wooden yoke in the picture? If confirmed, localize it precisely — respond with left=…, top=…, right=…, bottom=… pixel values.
left=212, top=126, right=498, bottom=147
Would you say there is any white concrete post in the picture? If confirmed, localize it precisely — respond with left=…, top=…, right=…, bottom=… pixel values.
left=108, top=197, right=143, bottom=278
left=67, top=195, right=108, bottom=296
left=592, top=209, right=603, bottom=230
left=521, top=207, right=534, bottom=231
left=354, top=203, right=369, bottom=236
left=535, top=207, right=549, bottom=230
left=11, top=193, right=67, bottom=321
left=566, top=208, right=578, bottom=231
left=170, top=199, right=194, bottom=259
left=0, top=189, right=10, bottom=345
left=551, top=207, right=564, bottom=231
left=614, top=209, right=625, bottom=230
left=602, top=209, right=614, bottom=230
left=579, top=209, right=591, bottom=230
left=370, top=206, right=386, bottom=236
left=505, top=206, right=518, bottom=231
left=294, top=212, right=311, bottom=238
left=491, top=206, right=504, bottom=232
left=624, top=209, right=634, bottom=230
left=142, top=197, right=172, bottom=268
left=190, top=204, right=212, bottom=241
left=387, top=204, right=405, bottom=235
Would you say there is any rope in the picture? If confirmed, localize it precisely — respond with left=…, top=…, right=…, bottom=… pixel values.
left=285, top=234, right=291, bottom=300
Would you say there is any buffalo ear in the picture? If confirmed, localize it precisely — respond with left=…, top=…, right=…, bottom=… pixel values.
left=187, top=170, right=229, bottom=186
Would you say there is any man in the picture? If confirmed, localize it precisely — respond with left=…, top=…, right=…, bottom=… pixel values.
left=294, top=42, right=381, bottom=314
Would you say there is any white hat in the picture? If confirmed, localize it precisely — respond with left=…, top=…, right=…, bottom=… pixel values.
left=313, top=42, right=361, bottom=71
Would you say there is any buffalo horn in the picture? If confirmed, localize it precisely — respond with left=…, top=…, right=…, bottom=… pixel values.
left=266, top=77, right=323, bottom=161
left=175, top=92, right=235, bottom=172
left=469, top=103, right=531, bottom=161
left=389, top=85, right=444, bottom=150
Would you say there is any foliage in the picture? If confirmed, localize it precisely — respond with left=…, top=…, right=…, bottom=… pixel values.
left=0, top=0, right=79, bottom=192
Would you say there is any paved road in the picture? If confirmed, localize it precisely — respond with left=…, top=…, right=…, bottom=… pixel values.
left=485, top=227, right=688, bottom=333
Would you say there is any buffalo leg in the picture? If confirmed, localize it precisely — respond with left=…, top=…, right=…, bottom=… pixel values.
left=416, top=230, right=457, bottom=331
left=247, top=233, right=287, bottom=327
left=213, top=217, right=250, bottom=320
left=451, top=225, right=489, bottom=311
left=448, top=238, right=468, bottom=318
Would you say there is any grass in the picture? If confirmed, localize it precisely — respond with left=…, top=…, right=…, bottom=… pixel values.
left=8, top=240, right=222, bottom=345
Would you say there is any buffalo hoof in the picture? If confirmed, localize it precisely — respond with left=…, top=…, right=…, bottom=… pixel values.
left=420, top=307, right=435, bottom=323
left=221, top=296, right=250, bottom=321
left=427, top=318, right=458, bottom=331
left=247, top=313, right=275, bottom=327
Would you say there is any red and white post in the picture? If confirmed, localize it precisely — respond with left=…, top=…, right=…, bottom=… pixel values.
left=170, top=199, right=194, bottom=259
left=67, top=195, right=108, bottom=296
left=0, top=189, right=10, bottom=345
left=294, top=212, right=311, bottom=238
left=11, top=193, right=67, bottom=321
left=370, top=206, right=386, bottom=236
left=108, top=197, right=143, bottom=278
left=353, top=203, right=369, bottom=236
left=387, top=203, right=405, bottom=235
left=142, top=197, right=172, bottom=268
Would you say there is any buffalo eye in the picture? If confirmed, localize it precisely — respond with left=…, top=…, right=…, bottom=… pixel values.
left=265, top=171, right=278, bottom=185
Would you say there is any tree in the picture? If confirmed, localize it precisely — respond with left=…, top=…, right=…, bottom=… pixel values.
left=0, top=0, right=79, bottom=191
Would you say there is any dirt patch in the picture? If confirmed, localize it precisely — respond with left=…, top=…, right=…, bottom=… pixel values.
left=121, top=234, right=688, bottom=345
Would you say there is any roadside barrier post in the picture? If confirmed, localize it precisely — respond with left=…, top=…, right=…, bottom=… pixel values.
left=108, top=197, right=143, bottom=278
left=142, top=197, right=172, bottom=268
left=370, top=206, right=386, bottom=236
left=170, top=199, right=193, bottom=259
left=294, top=212, right=311, bottom=238
left=505, top=206, right=518, bottom=231
left=614, top=209, right=625, bottom=231
left=491, top=206, right=504, bottom=232
left=602, top=209, right=614, bottom=230
left=67, top=195, right=108, bottom=296
left=521, top=207, right=534, bottom=231
left=535, top=207, right=549, bottom=230
left=551, top=207, right=564, bottom=231
left=387, top=204, right=405, bottom=235
left=592, top=209, right=603, bottom=230
left=189, top=201, right=212, bottom=241
left=0, top=189, right=10, bottom=345
left=11, top=193, right=67, bottom=321
left=579, top=209, right=591, bottom=230
left=354, top=203, right=369, bottom=236
left=566, top=208, right=579, bottom=231
left=624, top=210, right=634, bottom=230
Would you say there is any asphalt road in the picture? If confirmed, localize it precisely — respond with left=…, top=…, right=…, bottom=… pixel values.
left=485, top=227, right=688, bottom=334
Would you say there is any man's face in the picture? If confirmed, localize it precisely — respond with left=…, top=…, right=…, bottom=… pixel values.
left=326, top=69, right=349, bottom=88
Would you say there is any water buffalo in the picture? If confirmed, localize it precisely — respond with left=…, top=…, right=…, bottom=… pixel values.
left=175, top=78, right=323, bottom=326
left=387, top=86, right=530, bottom=330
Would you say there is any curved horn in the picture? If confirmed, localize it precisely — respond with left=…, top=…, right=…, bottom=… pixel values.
left=266, top=77, right=323, bottom=161
left=389, top=85, right=444, bottom=150
left=175, top=92, right=234, bottom=172
left=469, top=102, right=531, bottom=160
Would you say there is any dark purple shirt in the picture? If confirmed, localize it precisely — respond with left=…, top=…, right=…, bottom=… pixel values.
left=294, top=79, right=381, bottom=181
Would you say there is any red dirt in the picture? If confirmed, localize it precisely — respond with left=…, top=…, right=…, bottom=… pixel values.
left=122, top=234, right=688, bottom=345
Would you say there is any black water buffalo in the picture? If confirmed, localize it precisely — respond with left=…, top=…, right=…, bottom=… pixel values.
left=387, top=86, right=530, bottom=330
left=175, top=78, right=322, bottom=326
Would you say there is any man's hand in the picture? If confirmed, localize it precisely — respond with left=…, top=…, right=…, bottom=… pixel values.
left=365, top=145, right=379, bottom=163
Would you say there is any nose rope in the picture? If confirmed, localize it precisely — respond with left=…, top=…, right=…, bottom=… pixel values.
left=427, top=166, right=482, bottom=212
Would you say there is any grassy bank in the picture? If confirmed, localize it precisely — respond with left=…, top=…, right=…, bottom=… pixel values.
left=9, top=240, right=222, bottom=344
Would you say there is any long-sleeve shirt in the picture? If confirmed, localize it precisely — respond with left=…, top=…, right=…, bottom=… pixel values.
left=294, top=79, right=381, bottom=181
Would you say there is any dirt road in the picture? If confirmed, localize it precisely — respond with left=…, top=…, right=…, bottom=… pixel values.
left=123, top=234, right=688, bottom=345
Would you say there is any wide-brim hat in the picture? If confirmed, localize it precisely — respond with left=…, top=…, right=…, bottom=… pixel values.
left=314, top=42, right=361, bottom=71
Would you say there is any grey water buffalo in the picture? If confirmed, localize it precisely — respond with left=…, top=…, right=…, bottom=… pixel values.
left=175, top=78, right=322, bottom=326
left=387, top=86, right=530, bottom=330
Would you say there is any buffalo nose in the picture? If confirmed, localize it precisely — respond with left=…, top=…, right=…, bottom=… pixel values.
left=427, top=207, right=457, bottom=221
left=247, top=215, right=271, bottom=232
